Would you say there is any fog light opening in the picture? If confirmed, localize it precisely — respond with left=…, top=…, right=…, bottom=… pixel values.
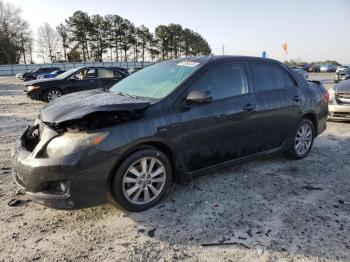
left=59, top=182, right=68, bottom=193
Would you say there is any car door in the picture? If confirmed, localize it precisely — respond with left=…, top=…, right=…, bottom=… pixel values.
left=97, top=69, right=123, bottom=89
left=180, top=62, right=258, bottom=171
left=65, top=68, right=98, bottom=94
left=249, top=62, right=303, bottom=151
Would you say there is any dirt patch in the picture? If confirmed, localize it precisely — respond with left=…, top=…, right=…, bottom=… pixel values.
left=0, top=74, right=350, bottom=261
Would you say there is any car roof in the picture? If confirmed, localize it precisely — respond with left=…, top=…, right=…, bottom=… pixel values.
left=76, top=66, right=125, bottom=69
left=166, top=55, right=282, bottom=65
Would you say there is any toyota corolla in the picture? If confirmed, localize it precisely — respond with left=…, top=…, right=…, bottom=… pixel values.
left=12, top=56, right=328, bottom=211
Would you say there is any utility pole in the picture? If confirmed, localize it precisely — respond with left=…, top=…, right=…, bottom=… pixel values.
left=222, top=45, right=225, bottom=55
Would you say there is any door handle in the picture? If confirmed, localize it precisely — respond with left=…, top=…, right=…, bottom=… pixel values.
left=242, top=104, right=256, bottom=112
left=293, top=95, right=303, bottom=103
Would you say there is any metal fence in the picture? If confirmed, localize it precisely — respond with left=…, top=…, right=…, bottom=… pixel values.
left=0, top=61, right=153, bottom=76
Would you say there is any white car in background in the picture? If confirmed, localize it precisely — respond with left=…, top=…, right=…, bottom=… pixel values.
left=15, top=73, right=24, bottom=79
left=292, top=68, right=309, bottom=79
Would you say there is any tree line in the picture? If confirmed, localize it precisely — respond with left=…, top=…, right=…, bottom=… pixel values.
left=54, top=11, right=211, bottom=63
left=0, top=1, right=212, bottom=64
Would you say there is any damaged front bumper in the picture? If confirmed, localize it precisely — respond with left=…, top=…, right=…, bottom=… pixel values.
left=11, top=125, right=118, bottom=209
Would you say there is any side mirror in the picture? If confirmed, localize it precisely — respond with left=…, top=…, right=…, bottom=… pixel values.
left=186, top=90, right=212, bottom=104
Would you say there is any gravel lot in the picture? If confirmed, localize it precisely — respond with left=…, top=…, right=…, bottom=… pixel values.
left=0, top=74, right=350, bottom=262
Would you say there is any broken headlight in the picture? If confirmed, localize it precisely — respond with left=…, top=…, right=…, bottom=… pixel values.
left=46, top=132, right=109, bottom=157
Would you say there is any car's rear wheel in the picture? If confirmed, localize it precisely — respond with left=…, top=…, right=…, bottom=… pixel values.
left=45, top=88, right=63, bottom=102
left=285, top=119, right=315, bottom=159
left=111, top=148, right=172, bottom=211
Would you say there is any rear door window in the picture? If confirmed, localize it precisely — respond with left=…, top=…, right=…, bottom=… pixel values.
left=190, top=63, right=249, bottom=100
left=251, top=63, right=288, bottom=92
left=98, top=69, right=114, bottom=78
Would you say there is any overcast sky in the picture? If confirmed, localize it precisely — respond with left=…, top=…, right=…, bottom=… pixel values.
left=9, top=0, right=350, bottom=64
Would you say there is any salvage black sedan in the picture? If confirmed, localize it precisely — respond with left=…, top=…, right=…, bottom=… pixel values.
left=12, top=56, right=328, bottom=211
left=24, top=67, right=128, bottom=102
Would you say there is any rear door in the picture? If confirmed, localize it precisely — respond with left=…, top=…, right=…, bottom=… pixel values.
left=181, top=62, right=258, bottom=171
left=249, top=62, right=303, bottom=151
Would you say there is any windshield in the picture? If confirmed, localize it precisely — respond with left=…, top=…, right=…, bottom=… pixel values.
left=55, top=68, right=81, bottom=79
left=109, top=61, right=201, bottom=100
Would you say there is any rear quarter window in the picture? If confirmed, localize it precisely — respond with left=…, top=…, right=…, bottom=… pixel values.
left=284, top=71, right=298, bottom=87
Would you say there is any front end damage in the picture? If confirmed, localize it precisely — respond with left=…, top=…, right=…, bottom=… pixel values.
left=12, top=90, right=151, bottom=209
left=11, top=108, right=146, bottom=209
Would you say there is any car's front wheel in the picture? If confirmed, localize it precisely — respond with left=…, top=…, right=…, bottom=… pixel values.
left=285, top=118, right=315, bottom=159
left=111, top=148, right=172, bottom=211
left=45, top=88, right=63, bottom=102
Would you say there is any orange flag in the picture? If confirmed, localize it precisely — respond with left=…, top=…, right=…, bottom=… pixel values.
left=282, top=42, right=288, bottom=54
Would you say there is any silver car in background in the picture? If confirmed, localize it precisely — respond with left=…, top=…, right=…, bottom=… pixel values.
left=334, top=67, right=350, bottom=83
left=328, top=79, right=350, bottom=120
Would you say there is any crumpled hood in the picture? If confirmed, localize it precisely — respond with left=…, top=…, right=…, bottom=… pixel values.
left=25, top=78, right=61, bottom=86
left=39, top=89, right=151, bottom=124
left=335, top=79, right=350, bottom=93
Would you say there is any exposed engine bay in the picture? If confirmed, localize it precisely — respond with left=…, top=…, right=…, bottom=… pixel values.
left=24, top=109, right=145, bottom=153
left=44, top=110, right=145, bottom=133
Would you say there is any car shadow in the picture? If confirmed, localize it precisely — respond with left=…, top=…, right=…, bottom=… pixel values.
left=126, top=134, right=350, bottom=260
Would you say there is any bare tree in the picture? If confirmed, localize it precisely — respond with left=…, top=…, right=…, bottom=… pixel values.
left=0, top=1, right=31, bottom=64
left=37, top=23, right=60, bottom=63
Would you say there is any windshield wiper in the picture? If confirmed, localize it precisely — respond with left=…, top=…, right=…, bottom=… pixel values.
left=115, top=92, right=137, bottom=99
left=113, top=91, right=157, bottom=102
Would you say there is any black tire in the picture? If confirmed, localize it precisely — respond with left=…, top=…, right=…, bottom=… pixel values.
left=111, top=148, right=172, bottom=212
left=285, top=118, right=315, bottom=160
left=44, top=88, right=63, bottom=102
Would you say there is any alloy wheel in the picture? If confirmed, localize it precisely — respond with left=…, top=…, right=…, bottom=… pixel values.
left=294, top=123, right=313, bottom=155
left=122, top=157, right=166, bottom=205
left=47, top=90, right=62, bottom=102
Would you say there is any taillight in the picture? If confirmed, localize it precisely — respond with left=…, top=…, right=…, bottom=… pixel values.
left=327, top=89, right=335, bottom=101
left=324, top=92, right=330, bottom=101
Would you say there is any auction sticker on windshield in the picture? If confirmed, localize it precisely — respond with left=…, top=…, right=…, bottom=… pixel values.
left=177, top=61, right=200, bottom=67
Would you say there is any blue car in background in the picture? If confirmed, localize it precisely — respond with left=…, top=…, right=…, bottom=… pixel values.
left=37, top=70, right=66, bottom=79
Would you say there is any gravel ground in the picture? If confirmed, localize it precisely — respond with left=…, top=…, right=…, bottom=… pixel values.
left=0, top=74, right=350, bottom=262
